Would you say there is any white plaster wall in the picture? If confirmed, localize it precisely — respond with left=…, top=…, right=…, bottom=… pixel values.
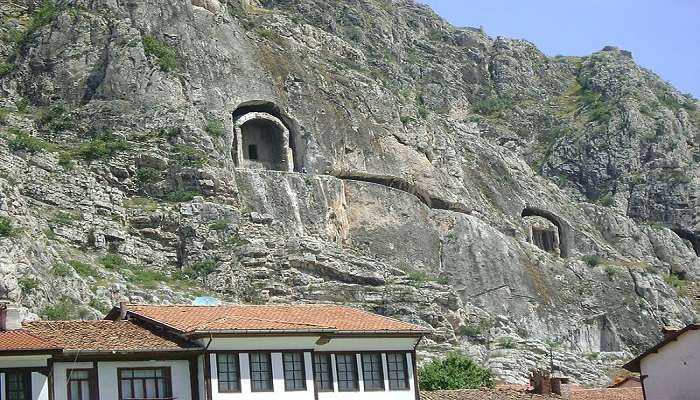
left=210, top=352, right=315, bottom=400
left=53, top=360, right=192, bottom=400
left=31, top=372, right=49, bottom=400
left=0, top=355, right=49, bottom=368
left=199, top=336, right=419, bottom=353
left=641, top=329, right=700, bottom=400
left=315, top=337, right=420, bottom=352
left=201, top=336, right=319, bottom=351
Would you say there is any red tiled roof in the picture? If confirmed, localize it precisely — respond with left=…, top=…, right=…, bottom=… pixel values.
left=0, top=330, right=60, bottom=352
left=571, top=388, right=643, bottom=400
left=118, top=304, right=430, bottom=335
left=23, top=320, right=196, bottom=352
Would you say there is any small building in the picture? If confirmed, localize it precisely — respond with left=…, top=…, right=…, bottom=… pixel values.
left=623, top=324, right=700, bottom=400
left=0, top=303, right=428, bottom=400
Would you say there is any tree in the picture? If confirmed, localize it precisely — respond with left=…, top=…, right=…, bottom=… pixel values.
left=418, top=352, right=495, bottom=390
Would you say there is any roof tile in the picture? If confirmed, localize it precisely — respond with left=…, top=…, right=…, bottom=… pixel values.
left=0, top=330, right=59, bottom=352
left=23, top=320, right=194, bottom=352
left=125, top=304, right=429, bottom=334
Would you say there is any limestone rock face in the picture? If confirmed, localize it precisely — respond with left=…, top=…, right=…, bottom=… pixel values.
left=0, top=0, right=699, bottom=385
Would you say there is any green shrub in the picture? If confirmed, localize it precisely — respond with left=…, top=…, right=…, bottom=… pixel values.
left=604, top=265, right=619, bottom=279
left=209, top=220, right=230, bottom=231
left=67, top=260, right=97, bottom=277
left=205, top=121, right=225, bottom=138
left=418, top=353, right=495, bottom=390
left=172, top=144, right=206, bottom=167
left=164, top=190, right=199, bottom=203
left=70, top=130, right=129, bottom=161
left=50, top=262, right=73, bottom=277
left=99, top=253, right=129, bottom=270
left=27, top=0, right=60, bottom=35
left=599, top=193, right=615, bottom=207
left=0, top=63, right=16, bottom=77
left=136, top=167, right=162, bottom=183
left=0, top=216, right=13, bottom=237
left=41, top=297, right=87, bottom=320
left=582, top=255, right=602, bottom=267
left=474, top=98, right=513, bottom=116
left=38, top=103, right=71, bottom=131
left=18, top=277, right=39, bottom=294
left=124, top=197, right=159, bottom=211
left=664, top=273, right=688, bottom=296
left=8, top=128, right=56, bottom=153
left=15, top=99, right=29, bottom=113
left=142, top=35, right=177, bottom=71
left=128, top=269, right=164, bottom=289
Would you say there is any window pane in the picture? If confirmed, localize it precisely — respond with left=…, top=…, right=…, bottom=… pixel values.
left=387, top=353, right=409, bottom=390
left=362, top=353, right=385, bottom=391
left=249, top=352, right=273, bottom=392
left=81, top=381, right=91, bottom=400
left=121, top=380, right=132, bottom=399
left=335, top=354, right=358, bottom=391
left=283, top=352, right=306, bottom=391
left=217, top=353, right=241, bottom=393
left=118, top=368, right=172, bottom=400
left=7, top=372, right=26, bottom=400
left=313, top=353, right=333, bottom=392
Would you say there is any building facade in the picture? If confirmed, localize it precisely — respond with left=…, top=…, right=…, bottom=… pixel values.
left=0, top=303, right=429, bottom=400
left=623, top=324, right=700, bottom=400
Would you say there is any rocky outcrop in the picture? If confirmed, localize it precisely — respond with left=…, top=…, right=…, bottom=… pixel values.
left=0, top=0, right=698, bottom=385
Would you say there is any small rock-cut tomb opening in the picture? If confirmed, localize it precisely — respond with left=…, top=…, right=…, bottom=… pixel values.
left=233, top=112, right=293, bottom=172
left=672, top=228, right=700, bottom=257
left=521, top=207, right=570, bottom=257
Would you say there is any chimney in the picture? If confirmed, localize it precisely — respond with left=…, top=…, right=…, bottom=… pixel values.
left=0, top=304, right=22, bottom=331
left=119, top=302, right=128, bottom=320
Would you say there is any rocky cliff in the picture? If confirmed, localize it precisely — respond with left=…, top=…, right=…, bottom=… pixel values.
left=0, top=0, right=698, bottom=385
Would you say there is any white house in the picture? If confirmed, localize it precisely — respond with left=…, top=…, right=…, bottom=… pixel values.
left=0, top=303, right=429, bottom=400
left=623, top=324, right=700, bottom=400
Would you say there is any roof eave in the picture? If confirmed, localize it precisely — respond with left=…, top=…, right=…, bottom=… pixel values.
left=188, top=328, right=338, bottom=336
left=622, top=324, right=700, bottom=372
left=61, top=347, right=203, bottom=355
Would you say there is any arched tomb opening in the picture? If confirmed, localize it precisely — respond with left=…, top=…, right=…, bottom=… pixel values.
left=522, top=207, right=571, bottom=257
left=231, top=101, right=304, bottom=172
left=672, top=228, right=700, bottom=257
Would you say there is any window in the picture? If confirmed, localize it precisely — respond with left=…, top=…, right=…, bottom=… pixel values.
left=362, top=353, right=385, bottom=391
left=386, top=353, right=410, bottom=390
left=335, top=354, right=358, bottom=392
left=248, top=144, right=259, bottom=160
left=283, top=352, right=306, bottom=391
left=217, top=353, right=241, bottom=393
left=249, top=352, right=273, bottom=392
left=68, top=369, right=96, bottom=400
left=118, top=368, right=172, bottom=400
left=313, top=353, right=333, bottom=392
left=5, top=371, right=29, bottom=400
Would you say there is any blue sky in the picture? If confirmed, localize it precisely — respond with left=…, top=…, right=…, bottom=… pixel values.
left=420, top=0, right=699, bottom=97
